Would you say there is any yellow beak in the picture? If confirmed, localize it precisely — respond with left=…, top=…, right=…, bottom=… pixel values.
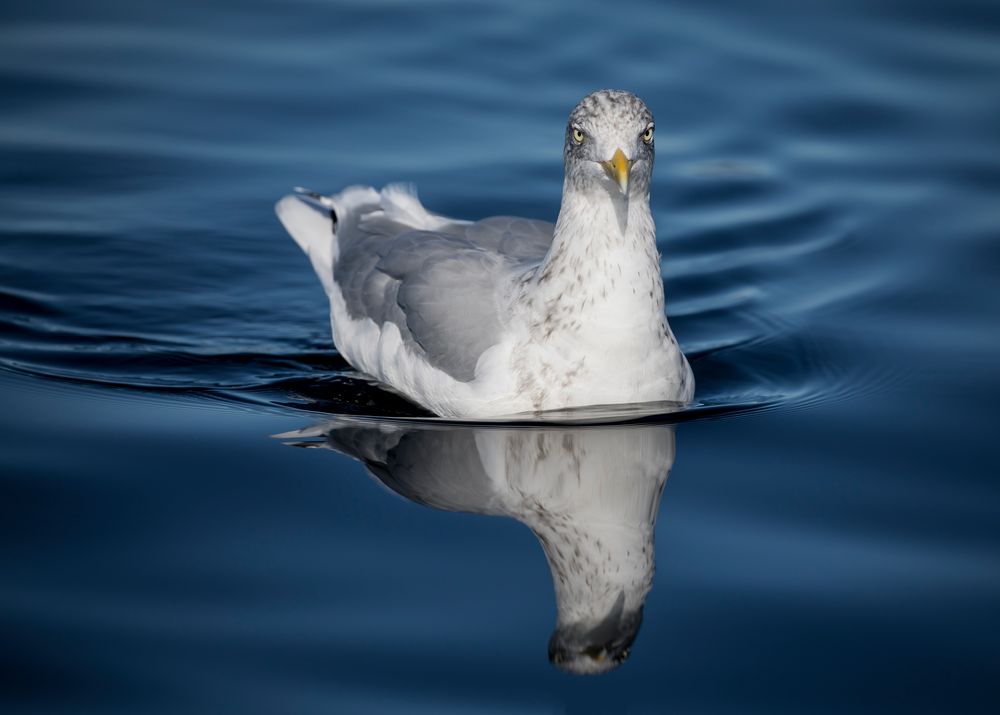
left=601, top=148, right=632, bottom=194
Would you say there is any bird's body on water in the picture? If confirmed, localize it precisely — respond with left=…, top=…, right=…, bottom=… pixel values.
left=276, top=89, right=693, bottom=418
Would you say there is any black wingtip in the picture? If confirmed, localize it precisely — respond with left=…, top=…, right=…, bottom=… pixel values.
left=293, top=187, right=338, bottom=232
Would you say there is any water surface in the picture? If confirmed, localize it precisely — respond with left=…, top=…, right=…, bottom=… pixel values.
left=2, top=0, right=999, bottom=712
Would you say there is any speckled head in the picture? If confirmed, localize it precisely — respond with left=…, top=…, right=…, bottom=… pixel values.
left=564, top=90, right=655, bottom=199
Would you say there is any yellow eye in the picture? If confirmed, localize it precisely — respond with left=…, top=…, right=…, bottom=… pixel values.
left=572, top=128, right=585, bottom=144
left=642, top=126, right=654, bottom=144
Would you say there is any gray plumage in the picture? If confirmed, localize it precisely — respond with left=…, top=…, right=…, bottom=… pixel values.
left=335, top=212, right=553, bottom=381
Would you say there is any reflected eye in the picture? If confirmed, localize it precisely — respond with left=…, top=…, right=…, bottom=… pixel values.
left=572, top=128, right=585, bottom=144
left=641, top=126, right=654, bottom=144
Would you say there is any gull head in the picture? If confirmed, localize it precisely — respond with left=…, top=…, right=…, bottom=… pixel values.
left=564, top=89, right=655, bottom=200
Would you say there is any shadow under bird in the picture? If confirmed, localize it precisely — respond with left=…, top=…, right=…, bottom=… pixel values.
left=276, top=90, right=693, bottom=418
left=279, top=418, right=678, bottom=674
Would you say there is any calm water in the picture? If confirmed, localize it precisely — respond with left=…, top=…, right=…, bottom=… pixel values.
left=2, top=0, right=999, bottom=711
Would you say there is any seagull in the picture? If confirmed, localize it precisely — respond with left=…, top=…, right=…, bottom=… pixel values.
left=276, top=89, right=694, bottom=418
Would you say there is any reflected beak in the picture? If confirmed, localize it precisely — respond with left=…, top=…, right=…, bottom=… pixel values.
left=600, top=148, right=632, bottom=194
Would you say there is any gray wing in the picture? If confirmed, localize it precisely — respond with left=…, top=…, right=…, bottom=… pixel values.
left=462, top=216, right=555, bottom=265
left=335, top=215, right=554, bottom=381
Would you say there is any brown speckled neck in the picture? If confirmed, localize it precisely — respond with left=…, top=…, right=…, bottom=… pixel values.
left=531, top=185, right=664, bottom=324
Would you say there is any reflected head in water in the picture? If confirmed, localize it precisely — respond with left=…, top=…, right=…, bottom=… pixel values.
left=549, top=589, right=642, bottom=674
left=279, top=417, right=677, bottom=675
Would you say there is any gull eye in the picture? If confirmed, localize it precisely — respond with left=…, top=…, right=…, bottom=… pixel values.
left=641, top=126, right=654, bottom=144
left=572, top=128, right=585, bottom=144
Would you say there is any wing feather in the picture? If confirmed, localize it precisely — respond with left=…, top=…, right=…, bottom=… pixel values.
left=285, top=186, right=555, bottom=382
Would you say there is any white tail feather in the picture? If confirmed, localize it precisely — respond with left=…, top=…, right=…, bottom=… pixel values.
left=275, top=185, right=380, bottom=296
left=374, top=183, right=464, bottom=231
left=275, top=195, right=336, bottom=295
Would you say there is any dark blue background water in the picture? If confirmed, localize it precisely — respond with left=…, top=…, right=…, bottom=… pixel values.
left=2, top=0, right=999, bottom=712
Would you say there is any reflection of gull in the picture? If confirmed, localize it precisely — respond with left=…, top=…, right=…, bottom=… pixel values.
left=280, top=419, right=677, bottom=675
left=276, top=89, right=693, bottom=418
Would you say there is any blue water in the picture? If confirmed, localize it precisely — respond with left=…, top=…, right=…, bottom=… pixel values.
left=2, top=0, right=999, bottom=711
